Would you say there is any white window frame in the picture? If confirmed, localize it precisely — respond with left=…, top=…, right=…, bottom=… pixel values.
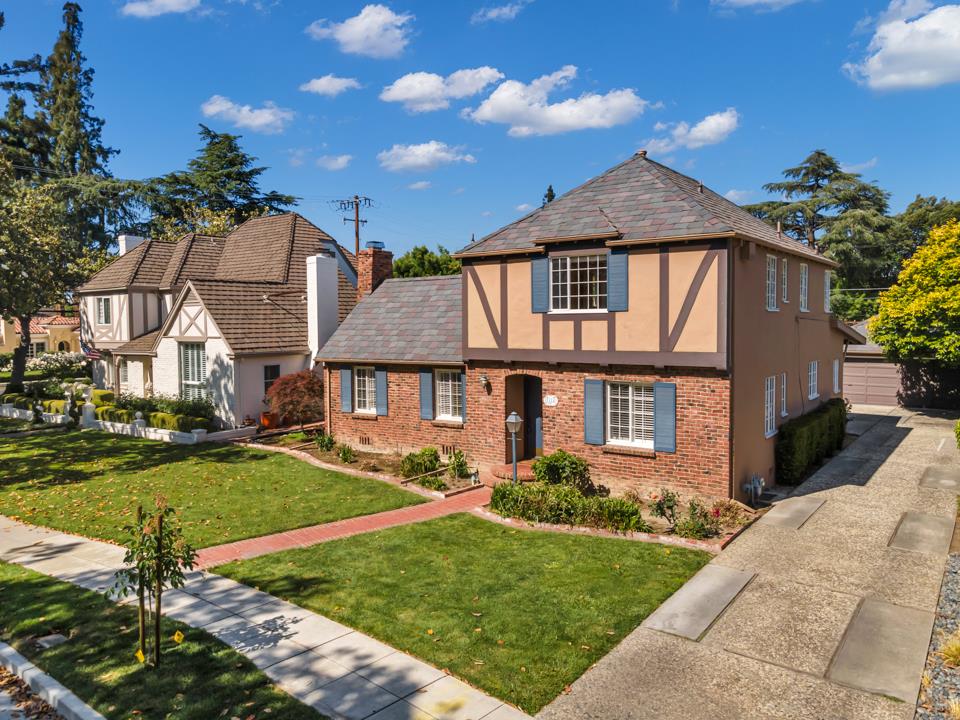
left=26, top=341, right=47, bottom=359
left=808, top=360, right=819, bottom=400
left=550, top=253, right=608, bottom=313
left=353, top=366, right=377, bottom=414
left=605, top=381, right=654, bottom=450
left=765, top=255, right=778, bottom=311
left=824, top=270, right=832, bottom=313
left=764, top=375, right=777, bottom=438
left=833, top=358, right=840, bottom=394
left=96, top=297, right=112, bottom=325
left=780, top=372, right=788, bottom=417
left=119, top=359, right=129, bottom=385
left=434, top=369, right=463, bottom=422
left=781, top=258, right=789, bottom=303
left=179, top=342, right=207, bottom=400
left=799, top=264, right=809, bottom=312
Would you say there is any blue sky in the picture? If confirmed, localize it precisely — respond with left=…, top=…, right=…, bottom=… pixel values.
left=5, top=0, right=960, bottom=255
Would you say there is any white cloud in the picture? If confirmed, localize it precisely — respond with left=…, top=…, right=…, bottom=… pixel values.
left=710, top=0, right=807, bottom=10
left=840, top=156, right=879, bottom=173
left=299, top=74, right=362, bottom=97
left=645, top=107, right=740, bottom=153
left=464, top=65, right=647, bottom=137
left=724, top=189, right=752, bottom=203
left=843, top=2, right=960, bottom=90
left=305, top=4, right=413, bottom=59
left=516, top=203, right=533, bottom=212
left=471, top=0, right=532, bottom=24
left=200, top=95, right=294, bottom=134
left=121, top=0, right=200, bottom=17
left=288, top=148, right=310, bottom=167
left=381, top=67, right=504, bottom=113
left=378, top=141, right=476, bottom=172
left=452, top=187, right=466, bottom=194
left=316, top=154, right=352, bottom=171
left=407, top=180, right=432, bottom=190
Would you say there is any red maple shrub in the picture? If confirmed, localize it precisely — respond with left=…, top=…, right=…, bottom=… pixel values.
left=265, top=370, right=324, bottom=427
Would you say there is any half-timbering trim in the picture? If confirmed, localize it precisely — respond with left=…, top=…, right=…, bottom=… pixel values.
left=463, top=347, right=727, bottom=370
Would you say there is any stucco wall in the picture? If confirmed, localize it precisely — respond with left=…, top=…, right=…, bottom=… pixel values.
left=235, top=353, right=311, bottom=424
left=731, top=245, right=845, bottom=495
left=120, top=358, right=146, bottom=396
left=81, top=293, right=129, bottom=348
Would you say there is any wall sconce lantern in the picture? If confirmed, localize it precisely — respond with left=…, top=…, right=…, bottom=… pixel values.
left=479, top=374, right=490, bottom=390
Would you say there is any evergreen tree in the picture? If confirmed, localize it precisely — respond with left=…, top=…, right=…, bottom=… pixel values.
left=147, top=124, right=297, bottom=236
left=895, top=195, right=960, bottom=258
left=393, top=245, right=461, bottom=278
left=543, top=184, right=556, bottom=206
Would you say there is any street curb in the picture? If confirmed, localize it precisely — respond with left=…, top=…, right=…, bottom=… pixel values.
left=0, top=642, right=106, bottom=720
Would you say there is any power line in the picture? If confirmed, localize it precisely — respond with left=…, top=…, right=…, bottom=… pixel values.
left=330, top=195, right=372, bottom=257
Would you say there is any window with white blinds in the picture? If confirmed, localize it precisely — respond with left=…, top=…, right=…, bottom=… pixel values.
left=179, top=343, right=207, bottom=400
left=799, top=264, right=809, bottom=312
left=781, top=258, right=789, bottom=303
left=354, top=367, right=376, bottom=413
left=780, top=372, right=788, bottom=417
left=119, top=359, right=129, bottom=385
left=824, top=270, right=832, bottom=313
left=606, top=382, right=654, bottom=449
left=764, top=375, right=776, bottom=438
left=96, top=297, right=111, bottom=325
left=765, top=256, right=778, bottom=311
left=808, top=360, right=819, bottom=400
left=435, top=370, right=463, bottom=421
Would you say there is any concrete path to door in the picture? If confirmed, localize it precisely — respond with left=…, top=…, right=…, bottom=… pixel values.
left=539, top=406, right=959, bottom=720
left=0, top=511, right=529, bottom=720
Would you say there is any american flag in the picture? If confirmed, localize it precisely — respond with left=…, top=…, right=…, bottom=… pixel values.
left=81, top=340, right=101, bottom=360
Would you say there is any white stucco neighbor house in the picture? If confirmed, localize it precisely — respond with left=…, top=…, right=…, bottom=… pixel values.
left=75, top=213, right=359, bottom=428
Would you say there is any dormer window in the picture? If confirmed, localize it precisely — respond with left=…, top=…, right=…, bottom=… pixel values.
left=550, top=254, right=607, bottom=311
left=96, top=297, right=112, bottom=325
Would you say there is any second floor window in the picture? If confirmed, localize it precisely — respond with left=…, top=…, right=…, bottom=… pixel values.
left=354, top=366, right=376, bottom=414
left=799, top=264, right=809, bottom=312
left=765, top=256, right=778, bottom=311
left=435, top=369, right=463, bottom=421
left=96, top=297, right=111, bottom=325
left=824, top=270, right=832, bottom=313
left=781, top=258, right=789, bottom=303
left=551, top=254, right=607, bottom=311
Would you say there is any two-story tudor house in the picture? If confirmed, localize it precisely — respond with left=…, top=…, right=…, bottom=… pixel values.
left=76, top=213, right=358, bottom=428
left=319, top=152, right=864, bottom=500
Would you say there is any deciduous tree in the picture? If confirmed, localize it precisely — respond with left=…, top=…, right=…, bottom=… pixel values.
left=392, top=244, right=461, bottom=278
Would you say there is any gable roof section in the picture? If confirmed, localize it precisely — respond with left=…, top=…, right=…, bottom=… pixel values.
left=317, top=275, right=462, bottom=364
left=214, top=213, right=296, bottom=283
left=160, top=233, right=226, bottom=290
left=76, top=240, right=177, bottom=293
left=456, top=152, right=833, bottom=265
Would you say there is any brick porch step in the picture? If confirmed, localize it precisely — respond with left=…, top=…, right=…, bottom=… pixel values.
left=489, top=460, right=537, bottom=483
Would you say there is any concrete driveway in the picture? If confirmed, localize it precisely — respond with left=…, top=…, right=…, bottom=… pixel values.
left=539, top=406, right=959, bottom=720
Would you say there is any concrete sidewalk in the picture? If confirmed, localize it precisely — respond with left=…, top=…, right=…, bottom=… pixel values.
left=539, top=406, right=959, bottom=720
left=0, top=514, right=528, bottom=720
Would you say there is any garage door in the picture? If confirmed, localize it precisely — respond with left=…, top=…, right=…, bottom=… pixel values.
left=844, top=361, right=901, bottom=406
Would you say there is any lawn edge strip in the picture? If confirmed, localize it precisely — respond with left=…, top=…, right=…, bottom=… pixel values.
left=0, top=641, right=106, bottom=720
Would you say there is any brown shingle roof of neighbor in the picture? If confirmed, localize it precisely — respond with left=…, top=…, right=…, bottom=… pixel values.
left=318, top=275, right=463, bottom=364
left=114, top=329, right=161, bottom=356
left=455, top=152, right=835, bottom=266
left=186, top=280, right=312, bottom=355
left=76, top=239, right=178, bottom=292
left=214, top=213, right=297, bottom=283
left=160, top=233, right=226, bottom=290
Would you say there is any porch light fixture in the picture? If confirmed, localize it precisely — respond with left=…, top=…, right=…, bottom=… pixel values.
left=505, top=411, right=523, bottom=485
left=479, top=374, right=489, bottom=389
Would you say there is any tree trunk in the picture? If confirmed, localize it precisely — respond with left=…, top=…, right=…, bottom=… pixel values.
left=154, top=512, right=163, bottom=668
left=10, top=315, right=31, bottom=387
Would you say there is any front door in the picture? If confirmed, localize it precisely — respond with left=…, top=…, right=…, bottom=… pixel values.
left=504, top=374, right=543, bottom=462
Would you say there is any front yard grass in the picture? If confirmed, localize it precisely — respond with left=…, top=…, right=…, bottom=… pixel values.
left=0, top=431, right=426, bottom=548
left=0, top=417, right=31, bottom=433
left=0, top=561, right=321, bottom=720
left=215, top=513, right=711, bottom=714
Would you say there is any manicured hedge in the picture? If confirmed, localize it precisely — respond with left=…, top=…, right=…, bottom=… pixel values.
left=774, top=398, right=847, bottom=485
left=41, top=399, right=67, bottom=414
left=145, top=411, right=209, bottom=432
left=91, top=389, right=115, bottom=407
left=491, top=482, right=651, bottom=534
left=94, top=405, right=135, bottom=424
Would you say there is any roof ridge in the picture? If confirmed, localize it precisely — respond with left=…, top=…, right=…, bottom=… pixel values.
left=383, top=274, right=461, bottom=284
left=640, top=157, right=734, bottom=233
left=282, top=213, right=296, bottom=283
left=124, top=241, right=152, bottom=287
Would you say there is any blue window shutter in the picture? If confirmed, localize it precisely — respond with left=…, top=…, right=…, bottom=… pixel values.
left=584, top=379, right=605, bottom=445
left=460, top=370, right=467, bottom=423
left=340, top=368, right=352, bottom=413
left=608, top=249, right=629, bottom=312
left=654, top=382, right=677, bottom=453
left=419, top=368, right=434, bottom=420
left=531, top=256, right=549, bottom=313
left=375, top=367, right=388, bottom=416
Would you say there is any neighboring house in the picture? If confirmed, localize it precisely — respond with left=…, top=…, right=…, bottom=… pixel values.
left=318, top=151, right=864, bottom=500
left=0, top=316, right=81, bottom=357
left=76, top=214, right=357, bottom=428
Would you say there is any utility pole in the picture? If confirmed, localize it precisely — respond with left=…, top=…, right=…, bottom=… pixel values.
left=334, top=195, right=372, bottom=256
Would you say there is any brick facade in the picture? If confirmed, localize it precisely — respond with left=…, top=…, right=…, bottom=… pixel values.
left=326, top=360, right=732, bottom=499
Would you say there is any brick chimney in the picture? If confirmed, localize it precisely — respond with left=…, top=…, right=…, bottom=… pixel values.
left=357, top=240, right=393, bottom=301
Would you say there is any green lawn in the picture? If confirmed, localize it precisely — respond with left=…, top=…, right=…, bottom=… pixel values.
left=0, top=561, right=321, bottom=720
left=0, top=417, right=30, bottom=433
left=216, top=513, right=710, bottom=714
left=0, top=431, right=426, bottom=548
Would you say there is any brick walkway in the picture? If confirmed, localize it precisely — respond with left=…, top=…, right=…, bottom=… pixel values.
left=195, top=486, right=492, bottom=568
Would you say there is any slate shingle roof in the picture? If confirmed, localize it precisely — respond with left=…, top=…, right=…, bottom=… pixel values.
left=317, top=276, right=462, bottom=364
left=456, top=152, right=833, bottom=265
left=76, top=240, right=178, bottom=292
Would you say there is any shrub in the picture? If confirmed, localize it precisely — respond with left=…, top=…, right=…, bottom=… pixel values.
left=650, top=488, right=680, bottom=528
left=266, top=370, right=324, bottom=427
left=710, top=499, right=750, bottom=528
left=531, top=449, right=593, bottom=494
left=775, top=398, right=847, bottom=485
left=3, top=382, right=23, bottom=395
left=41, top=399, right=67, bottom=414
left=91, top=389, right=115, bottom=407
left=417, top=475, right=449, bottom=492
left=400, top=447, right=441, bottom=478
left=146, top=412, right=209, bottom=432
left=447, top=449, right=470, bottom=479
left=337, top=444, right=356, bottom=463
left=490, top=482, right=651, bottom=534
left=673, top=499, right=722, bottom=540
left=316, top=433, right=336, bottom=452
left=95, top=405, right=134, bottom=424
left=25, top=351, right=88, bottom=379
left=115, top=393, right=159, bottom=415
